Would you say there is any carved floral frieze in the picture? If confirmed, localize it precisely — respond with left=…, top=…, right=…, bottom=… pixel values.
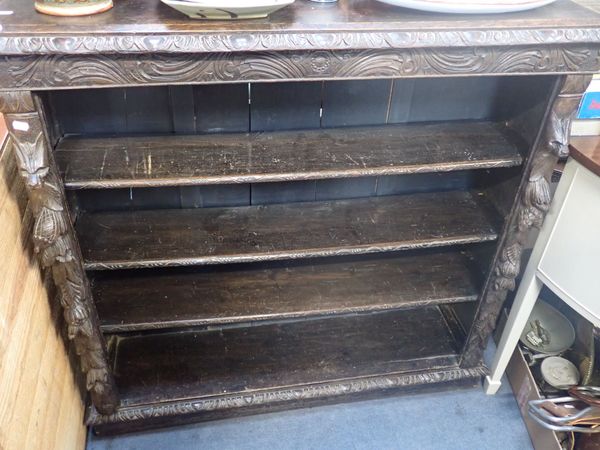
left=1, top=45, right=599, bottom=90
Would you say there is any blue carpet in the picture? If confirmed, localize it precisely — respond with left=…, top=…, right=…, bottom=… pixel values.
left=88, top=344, right=532, bottom=450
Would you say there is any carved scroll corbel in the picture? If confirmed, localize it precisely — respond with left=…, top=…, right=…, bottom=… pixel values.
left=460, top=75, right=592, bottom=368
left=0, top=91, right=118, bottom=414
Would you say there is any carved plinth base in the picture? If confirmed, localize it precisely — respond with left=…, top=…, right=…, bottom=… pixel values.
left=90, top=366, right=486, bottom=435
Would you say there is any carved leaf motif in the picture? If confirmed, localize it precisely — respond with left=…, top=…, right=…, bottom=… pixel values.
left=60, top=274, right=86, bottom=309
left=38, top=234, right=72, bottom=267
left=493, top=243, right=522, bottom=291
left=425, top=49, right=487, bottom=74
left=524, top=176, right=551, bottom=212
left=336, top=51, right=419, bottom=77
left=0, top=91, right=35, bottom=113
left=4, top=45, right=600, bottom=90
left=33, top=207, right=68, bottom=246
left=87, top=369, right=109, bottom=392
left=65, top=304, right=89, bottom=339
left=5, top=106, right=118, bottom=415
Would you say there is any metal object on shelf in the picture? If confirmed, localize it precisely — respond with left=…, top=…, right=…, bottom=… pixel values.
left=520, top=300, right=576, bottom=355
left=528, top=397, right=600, bottom=433
left=541, top=356, right=580, bottom=390
left=570, top=386, right=600, bottom=407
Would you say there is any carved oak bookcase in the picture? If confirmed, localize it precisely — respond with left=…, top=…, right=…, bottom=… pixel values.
left=1, top=0, right=599, bottom=434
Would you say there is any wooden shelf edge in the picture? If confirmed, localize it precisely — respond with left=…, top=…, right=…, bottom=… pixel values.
left=64, top=159, right=521, bottom=189
left=99, top=295, right=478, bottom=333
left=84, top=235, right=497, bottom=270
left=79, top=191, right=501, bottom=270
left=93, top=248, right=488, bottom=333
left=58, top=122, right=523, bottom=190
left=88, top=365, right=486, bottom=432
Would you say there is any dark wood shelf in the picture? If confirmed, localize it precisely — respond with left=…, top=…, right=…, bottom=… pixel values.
left=56, top=122, right=522, bottom=189
left=93, top=249, right=485, bottom=333
left=78, top=190, right=500, bottom=270
left=108, top=308, right=466, bottom=409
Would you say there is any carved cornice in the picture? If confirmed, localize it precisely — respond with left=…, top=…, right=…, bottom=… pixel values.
left=461, top=74, right=592, bottom=367
left=1, top=98, right=118, bottom=415
left=1, top=28, right=600, bottom=56
left=2, top=45, right=599, bottom=90
left=89, top=366, right=485, bottom=425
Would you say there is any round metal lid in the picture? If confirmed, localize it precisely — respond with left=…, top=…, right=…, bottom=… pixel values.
left=541, top=356, right=580, bottom=389
left=520, top=300, right=576, bottom=354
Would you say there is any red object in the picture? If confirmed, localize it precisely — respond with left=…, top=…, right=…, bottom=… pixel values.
left=0, top=115, right=6, bottom=143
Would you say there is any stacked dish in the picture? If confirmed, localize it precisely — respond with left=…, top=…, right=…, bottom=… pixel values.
left=161, top=0, right=295, bottom=19
left=375, top=0, right=559, bottom=14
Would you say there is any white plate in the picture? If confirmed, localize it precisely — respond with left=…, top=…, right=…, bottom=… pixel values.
left=161, top=0, right=295, bottom=19
left=375, top=0, right=558, bottom=14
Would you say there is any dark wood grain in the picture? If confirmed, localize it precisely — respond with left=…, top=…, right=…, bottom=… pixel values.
left=77, top=190, right=500, bottom=270
left=56, top=122, right=522, bottom=189
left=109, top=308, right=465, bottom=407
left=389, top=78, right=501, bottom=123
left=2, top=0, right=596, bottom=432
left=321, top=80, right=392, bottom=127
left=194, top=83, right=249, bottom=134
left=92, top=249, right=486, bottom=332
left=125, top=87, right=172, bottom=134
left=250, top=81, right=322, bottom=131
left=570, top=136, right=600, bottom=177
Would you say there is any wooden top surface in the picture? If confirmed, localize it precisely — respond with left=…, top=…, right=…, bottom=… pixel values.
left=571, top=136, right=600, bottom=177
left=0, top=0, right=599, bottom=55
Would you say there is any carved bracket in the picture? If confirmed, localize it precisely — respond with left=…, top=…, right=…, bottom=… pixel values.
left=0, top=91, right=118, bottom=414
left=460, top=74, right=592, bottom=367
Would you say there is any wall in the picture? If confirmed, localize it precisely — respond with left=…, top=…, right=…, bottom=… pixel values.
left=0, top=116, right=86, bottom=450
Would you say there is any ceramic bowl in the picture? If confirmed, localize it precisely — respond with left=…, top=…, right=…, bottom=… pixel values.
left=375, top=0, right=558, bottom=14
left=161, top=0, right=295, bottom=19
